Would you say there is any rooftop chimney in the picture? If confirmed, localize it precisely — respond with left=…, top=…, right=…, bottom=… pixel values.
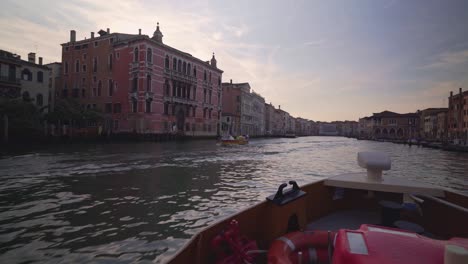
left=230, top=79, right=232, bottom=84
left=91, top=32, right=94, bottom=38
left=450, top=91, right=453, bottom=97
left=107, top=28, right=110, bottom=34
left=459, top=87, right=462, bottom=94
left=39, top=57, right=43, bottom=65
left=139, top=29, right=141, bottom=35
left=70, top=30, right=76, bottom=42
left=279, top=105, right=281, bottom=109
left=28, top=52, right=36, bottom=63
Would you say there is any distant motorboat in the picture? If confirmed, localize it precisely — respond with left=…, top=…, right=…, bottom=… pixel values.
left=219, top=135, right=249, bottom=146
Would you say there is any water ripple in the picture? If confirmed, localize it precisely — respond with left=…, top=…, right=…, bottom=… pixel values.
left=0, top=137, right=466, bottom=263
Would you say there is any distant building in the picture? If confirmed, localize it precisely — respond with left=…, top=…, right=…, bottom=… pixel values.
left=309, top=120, right=319, bottom=135
left=295, top=118, right=309, bottom=136
left=420, top=108, right=448, bottom=141
left=358, top=116, right=373, bottom=139
left=287, top=116, right=296, bottom=134
left=419, top=108, right=448, bottom=140
left=0, top=50, right=21, bottom=98
left=61, top=25, right=223, bottom=136
left=45, top=62, right=62, bottom=111
left=370, top=111, right=419, bottom=140
left=221, top=80, right=241, bottom=136
left=436, top=111, right=448, bottom=141
left=341, top=121, right=358, bottom=137
left=319, top=122, right=338, bottom=136
left=264, top=103, right=275, bottom=135
left=250, top=90, right=265, bottom=136
left=20, top=53, right=51, bottom=112
left=221, top=81, right=264, bottom=136
left=273, top=106, right=291, bottom=136
left=464, top=92, right=468, bottom=141
left=447, top=88, right=467, bottom=141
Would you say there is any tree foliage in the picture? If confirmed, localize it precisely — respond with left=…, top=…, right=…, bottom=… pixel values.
left=0, top=98, right=43, bottom=139
left=44, top=98, right=104, bottom=124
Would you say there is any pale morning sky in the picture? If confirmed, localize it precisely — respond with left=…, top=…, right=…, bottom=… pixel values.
left=1, top=0, right=467, bottom=121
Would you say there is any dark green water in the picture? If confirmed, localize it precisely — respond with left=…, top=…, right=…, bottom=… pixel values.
left=0, top=137, right=467, bottom=263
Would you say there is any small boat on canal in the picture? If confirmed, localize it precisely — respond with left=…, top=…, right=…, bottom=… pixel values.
left=167, top=151, right=468, bottom=264
left=220, top=136, right=249, bottom=146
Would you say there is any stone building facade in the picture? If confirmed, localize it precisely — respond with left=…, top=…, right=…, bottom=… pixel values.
left=45, top=62, right=62, bottom=111
left=421, top=108, right=448, bottom=141
left=0, top=50, right=22, bottom=99
left=436, top=111, right=448, bottom=141
left=370, top=111, right=419, bottom=140
left=358, top=116, right=373, bottom=139
left=220, top=81, right=241, bottom=136
left=20, top=53, right=50, bottom=112
left=221, top=81, right=264, bottom=136
left=60, top=25, right=223, bottom=136
left=264, top=103, right=275, bottom=135
left=447, top=88, right=467, bottom=141
left=419, top=108, right=448, bottom=140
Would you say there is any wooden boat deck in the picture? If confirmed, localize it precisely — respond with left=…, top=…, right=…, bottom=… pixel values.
left=306, top=209, right=380, bottom=231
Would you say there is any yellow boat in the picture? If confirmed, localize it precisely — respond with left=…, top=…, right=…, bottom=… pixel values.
left=220, top=139, right=249, bottom=146
left=220, top=136, right=249, bottom=146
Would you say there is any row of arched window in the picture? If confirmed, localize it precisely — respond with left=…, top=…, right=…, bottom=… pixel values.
left=165, top=55, right=196, bottom=77
left=163, top=79, right=196, bottom=100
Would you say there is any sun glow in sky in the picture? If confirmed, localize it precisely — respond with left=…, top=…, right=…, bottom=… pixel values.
left=1, top=0, right=467, bottom=121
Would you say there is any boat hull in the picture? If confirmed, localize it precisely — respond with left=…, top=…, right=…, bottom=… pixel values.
left=220, top=139, right=248, bottom=146
left=166, top=179, right=468, bottom=264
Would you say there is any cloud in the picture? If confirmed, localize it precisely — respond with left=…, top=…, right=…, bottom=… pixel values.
left=223, top=23, right=249, bottom=38
left=420, top=49, right=468, bottom=69
left=301, top=39, right=326, bottom=47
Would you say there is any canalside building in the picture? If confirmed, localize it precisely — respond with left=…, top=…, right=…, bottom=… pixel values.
left=0, top=50, right=21, bottom=99
left=221, top=81, right=265, bottom=136
left=447, top=88, right=468, bottom=142
left=370, top=111, right=419, bottom=140
left=20, top=53, right=51, bottom=112
left=420, top=108, right=448, bottom=141
left=60, top=24, right=223, bottom=136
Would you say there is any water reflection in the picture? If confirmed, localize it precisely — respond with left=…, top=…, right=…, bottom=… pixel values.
left=0, top=137, right=466, bottom=263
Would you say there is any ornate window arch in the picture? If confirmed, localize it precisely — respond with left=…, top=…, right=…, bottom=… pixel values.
left=134, top=47, right=139, bottom=62
left=147, top=48, right=152, bottom=63
left=165, top=55, right=170, bottom=68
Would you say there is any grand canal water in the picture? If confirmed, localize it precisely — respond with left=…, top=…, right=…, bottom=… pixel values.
left=0, top=137, right=467, bottom=263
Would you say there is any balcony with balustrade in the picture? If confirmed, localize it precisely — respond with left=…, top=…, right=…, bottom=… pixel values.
left=163, top=95, right=198, bottom=106
left=163, top=68, right=196, bottom=84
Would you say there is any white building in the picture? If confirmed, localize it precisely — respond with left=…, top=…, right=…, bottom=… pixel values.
left=20, top=53, right=51, bottom=112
